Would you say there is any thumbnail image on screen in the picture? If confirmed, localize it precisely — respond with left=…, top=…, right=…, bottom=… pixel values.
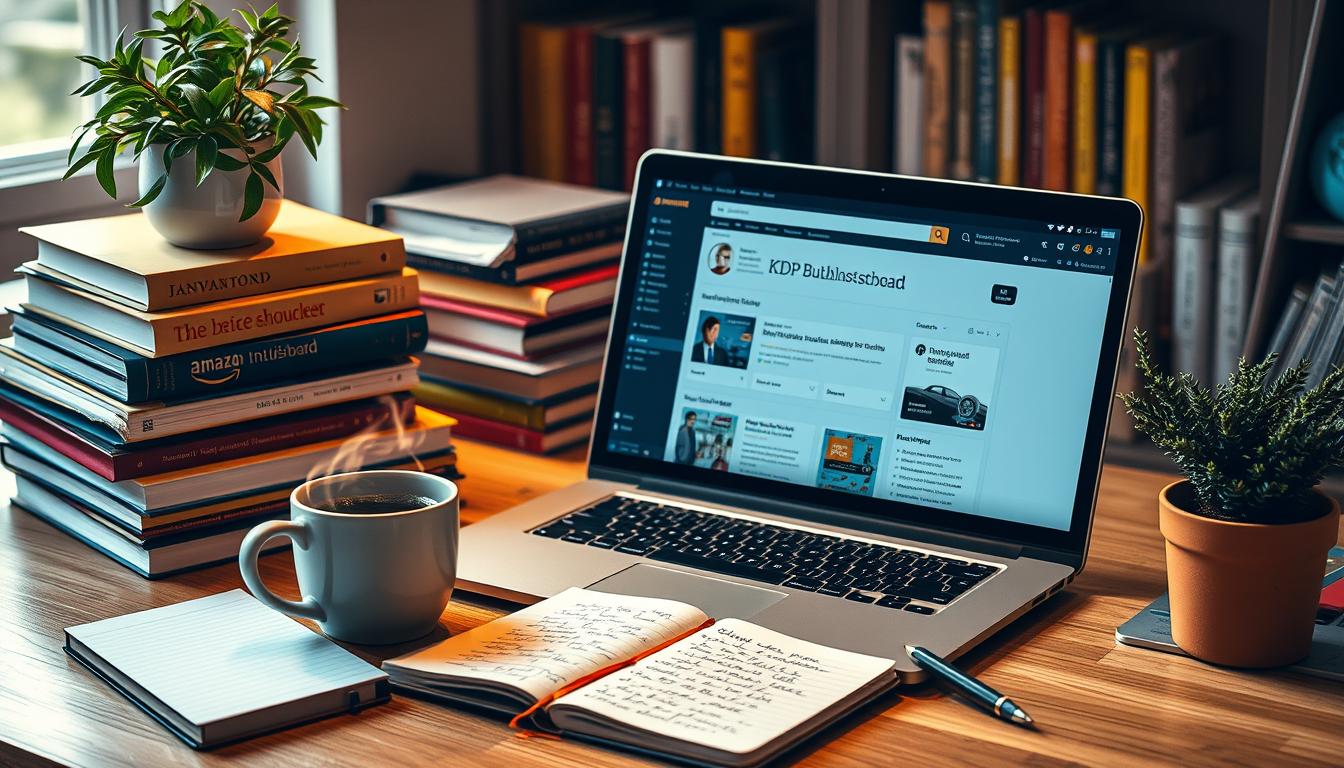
left=815, top=429, right=882, bottom=496
left=671, top=408, right=736, bottom=470
left=688, top=310, right=755, bottom=369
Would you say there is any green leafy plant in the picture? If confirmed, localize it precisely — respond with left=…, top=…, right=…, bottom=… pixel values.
left=64, top=1, right=343, bottom=220
left=1119, top=328, right=1344, bottom=524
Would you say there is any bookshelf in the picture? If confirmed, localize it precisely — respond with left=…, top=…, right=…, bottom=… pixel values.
left=460, top=0, right=1329, bottom=474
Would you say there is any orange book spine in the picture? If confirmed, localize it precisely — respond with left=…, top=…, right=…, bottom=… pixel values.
left=1072, top=30, right=1098, bottom=194
left=148, top=240, right=407, bottom=311
left=997, top=15, right=1021, bottom=186
left=922, top=1, right=952, bottom=177
left=1124, top=43, right=1152, bottom=263
left=146, top=269, right=421, bottom=356
left=1042, top=10, right=1072, bottom=190
left=535, top=26, right=569, bottom=181
left=721, top=27, right=757, bottom=157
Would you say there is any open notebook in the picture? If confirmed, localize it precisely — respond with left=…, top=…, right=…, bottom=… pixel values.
left=384, top=588, right=900, bottom=767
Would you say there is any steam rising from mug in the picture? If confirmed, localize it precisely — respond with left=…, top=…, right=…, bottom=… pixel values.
left=305, top=396, right=425, bottom=509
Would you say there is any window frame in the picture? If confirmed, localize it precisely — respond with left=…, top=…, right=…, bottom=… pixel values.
left=0, top=0, right=153, bottom=193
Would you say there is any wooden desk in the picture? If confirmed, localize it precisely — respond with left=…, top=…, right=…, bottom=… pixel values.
left=1, top=440, right=1340, bottom=767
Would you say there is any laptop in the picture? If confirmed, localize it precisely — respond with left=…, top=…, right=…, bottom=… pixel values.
left=458, top=150, right=1142, bottom=680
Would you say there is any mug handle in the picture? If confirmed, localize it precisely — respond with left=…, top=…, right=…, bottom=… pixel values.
left=238, top=520, right=326, bottom=622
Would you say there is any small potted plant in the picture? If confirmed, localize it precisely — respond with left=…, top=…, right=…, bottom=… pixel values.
left=64, top=1, right=342, bottom=248
left=1120, top=329, right=1342, bottom=667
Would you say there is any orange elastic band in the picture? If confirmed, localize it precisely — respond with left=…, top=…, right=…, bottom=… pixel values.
left=508, top=618, right=716, bottom=736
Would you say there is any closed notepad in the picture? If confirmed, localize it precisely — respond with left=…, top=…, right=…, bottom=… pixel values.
left=64, top=590, right=388, bottom=748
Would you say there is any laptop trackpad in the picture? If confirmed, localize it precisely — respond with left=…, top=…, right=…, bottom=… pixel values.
left=588, top=564, right=787, bottom=620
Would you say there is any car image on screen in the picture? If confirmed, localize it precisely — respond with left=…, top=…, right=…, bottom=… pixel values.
left=901, top=384, right=988, bottom=430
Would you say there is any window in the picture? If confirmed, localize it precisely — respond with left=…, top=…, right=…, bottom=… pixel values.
left=0, top=0, right=148, bottom=180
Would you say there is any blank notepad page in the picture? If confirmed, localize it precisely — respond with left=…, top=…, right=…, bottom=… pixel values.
left=66, top=590, right=386, bottom=727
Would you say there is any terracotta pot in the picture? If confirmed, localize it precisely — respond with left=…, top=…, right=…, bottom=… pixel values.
left=1159, top=481, right=1340, bottom=668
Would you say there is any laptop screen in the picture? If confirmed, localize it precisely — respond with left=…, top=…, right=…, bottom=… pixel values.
left=591, top=153, right=1139, bottom=551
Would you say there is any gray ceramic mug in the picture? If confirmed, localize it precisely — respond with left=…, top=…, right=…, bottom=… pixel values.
left=238, top=470, right=459, bottom=644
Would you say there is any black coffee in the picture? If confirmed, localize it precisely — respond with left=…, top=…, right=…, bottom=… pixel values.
left=313, top=493, right=438, bottom=515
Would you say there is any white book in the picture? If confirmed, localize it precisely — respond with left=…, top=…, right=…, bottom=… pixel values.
left=1282, top=271, right=1335, bottom=377
left=384, top=588, right=898, bottom=767
left=894, top=35, right=925, bottom=175
left=652, top=30, right=695, bottom=150
left=64, top=589, right=387, bottom=744
left=1172, top=178, right=1251, bottom=383
left=1266, top=282, right=1310, bottom=364
left=0, top=340, right=418, bottom=443
left=1212, top=193, right=1262, bottom=383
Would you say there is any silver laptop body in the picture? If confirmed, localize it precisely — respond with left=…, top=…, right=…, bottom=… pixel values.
left=458, top=151, right=1142, bottom=681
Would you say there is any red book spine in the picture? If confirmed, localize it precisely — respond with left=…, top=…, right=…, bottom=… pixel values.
left=0, top=398, right=114, bottom=480
left=566, top=27, right=596, bottom=186
left=0, top=396, right=413, bottom=481
left=1022, top=8, right=1046, bottom=189
left=437, top=410, right=547, bottom=452
left=622, top=36, right=651, bottom=191
left=1042, top=11, right=1073, bottom=190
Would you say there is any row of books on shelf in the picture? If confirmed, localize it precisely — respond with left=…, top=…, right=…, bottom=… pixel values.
left=3, top=203, right=454, bottom=577
left=896, top=1, right=1223, bottom=269
left=518, top=11, right=814, bottom=190
left=371, top=174, right=625, bottom=454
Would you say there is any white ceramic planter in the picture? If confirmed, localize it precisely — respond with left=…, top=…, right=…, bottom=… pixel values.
left=138, top=142, right=283, bottom=249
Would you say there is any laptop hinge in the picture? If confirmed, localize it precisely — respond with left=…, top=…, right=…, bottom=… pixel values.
left=624, top=474, right=1023, bottom=560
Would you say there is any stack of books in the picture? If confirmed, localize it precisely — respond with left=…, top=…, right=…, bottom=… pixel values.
left=0, top=202, right=455, bottom=577
left=518, top=12, right=814, bottom=189
left=371, top=175, right=627, bottom=453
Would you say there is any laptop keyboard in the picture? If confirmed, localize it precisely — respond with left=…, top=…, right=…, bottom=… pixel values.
left=531, top=494, right=1002, bottom=613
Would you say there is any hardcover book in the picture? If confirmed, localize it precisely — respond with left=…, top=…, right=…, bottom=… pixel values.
left=18, top=201, right=405, bottom=312
left=384, top=588, right=900, bottom=768
left=414, top=379, right=598, bottom=431
left=420, top=297, right=610, bottom=359
left=22, top=263, right=419, bottom=357
left=1172, top=178, right=1251, bottom=383
left=652, top=30, right=696, bottom=151
left=894, top=35, right=925, bottom=176
left=0, top=342, right=418, bottom=443
left=10, top=308, right=427, bottom=403
left=949, top=0, right=976, bottom=180
left=1213, top=194, right=1261, bottom=383
left=922, top=1, right=952, bottom=177
left=1094, top=27, right=1134, bottom=196
left=972, top=0, right=999, bottom=183
left=1021, top=5, right=1047, bottom=188
left=722, top=18, right=802, bottom=159
left=996, top=13, right=1020, bottom=186
left=0, top=390, right=414, bottom=481
left=369, top=176, right=628, bottom=271
left=419, top=340, right=605, bottom=401
left=417, top=262, right=618, bottom=318
left=518, top=22, right=569, bottom=182
left=433, top=410, right=593, bottom=454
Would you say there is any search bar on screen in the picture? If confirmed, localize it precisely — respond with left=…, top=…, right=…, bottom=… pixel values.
left=710, top=201, right=949, bottom=244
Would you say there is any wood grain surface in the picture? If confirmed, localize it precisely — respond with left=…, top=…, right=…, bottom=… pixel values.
left=1, top=439, right=1340, bottom=767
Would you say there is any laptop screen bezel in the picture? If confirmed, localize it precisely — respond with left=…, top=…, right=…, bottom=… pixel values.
left=586, top=150, right=1143, bottom=559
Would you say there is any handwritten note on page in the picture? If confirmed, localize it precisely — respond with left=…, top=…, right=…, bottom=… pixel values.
left=548, top=618, right=897, bottom=755
left=383, top=588, right=709, bottom=702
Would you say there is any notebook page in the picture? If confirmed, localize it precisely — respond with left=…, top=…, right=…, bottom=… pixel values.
left=549, top=618, right=897, bottom=755
left=65, top=590, right=385, bottom=726
left=383, top=587, right=708, bottom=702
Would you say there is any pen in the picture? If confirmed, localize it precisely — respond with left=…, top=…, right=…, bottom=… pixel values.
left=905, top=644, right=1034, bottom=727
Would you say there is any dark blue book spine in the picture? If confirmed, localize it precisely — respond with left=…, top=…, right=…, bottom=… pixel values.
left=972, top=0, right=999, bottom=183
left=1095, top=36, right=1125, bottom=197
left=593, top=33, right=625, bottom=191
left=134, top=313, right=428, bottom=402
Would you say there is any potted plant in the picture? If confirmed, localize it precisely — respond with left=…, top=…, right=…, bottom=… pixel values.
left=1120, top=329, right=1342, bottom=667
left=64, top=1, right=342, bottom=248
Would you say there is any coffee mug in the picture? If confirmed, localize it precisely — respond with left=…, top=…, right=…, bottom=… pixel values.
left=238, top=470, right=459, bottom=644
